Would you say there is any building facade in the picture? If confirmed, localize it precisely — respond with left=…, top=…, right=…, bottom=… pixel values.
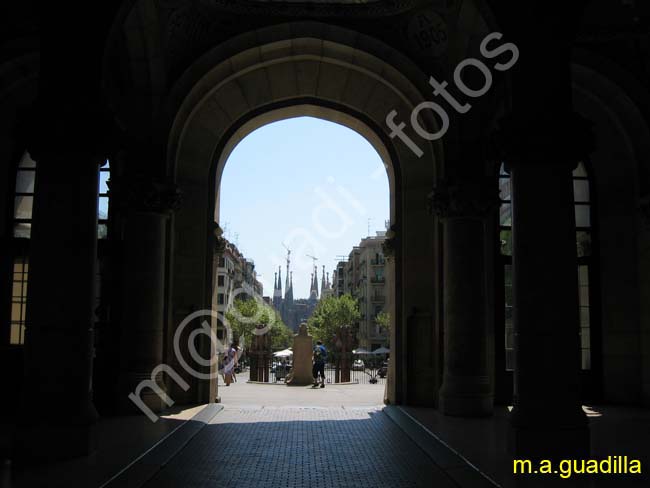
left=335, top=232, right=389, bottom=351
left=2, top=0, right=650, bottom=466
left=213, top=238, right=264, bottom=345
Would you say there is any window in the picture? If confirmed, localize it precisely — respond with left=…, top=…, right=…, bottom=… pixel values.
left=10, top=256, right=28, bottom=345
left=499, top=162, right=595, bottom=371
left=573, top=162, right=593, bottom=370
left=218, top=293, right=225, bottom=305
left=10, top=152, right=35, bottom=345
left=13, top=151, right=36, bottom=238
left=498, top=164, right=514, bottom=369
left=98, top=160, right=110, bottom=239
left=218, top=275, right=225, bottom=287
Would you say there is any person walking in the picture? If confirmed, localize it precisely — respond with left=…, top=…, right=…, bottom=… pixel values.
left=223, top=341, right=239, bottom=386
left=312, top=340, right=327, bottom=388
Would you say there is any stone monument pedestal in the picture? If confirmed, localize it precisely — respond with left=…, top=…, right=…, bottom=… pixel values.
left=287, top=323, right=314, bottom=386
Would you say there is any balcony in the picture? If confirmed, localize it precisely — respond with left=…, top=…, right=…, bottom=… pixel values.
left=370, top=276, right=385, bottom=284
left=371, top=294, right=385, bottom=303
left=371, top=258, right=385, bottom=266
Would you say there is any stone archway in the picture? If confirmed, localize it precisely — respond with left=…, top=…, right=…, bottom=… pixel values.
left=164, top=22, right=445, bottom=407
left=571, top=60, right=650, bottom=405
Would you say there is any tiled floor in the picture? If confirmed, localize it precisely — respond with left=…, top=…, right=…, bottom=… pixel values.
left=6, top=405, right=207, bottom=488
left=401, top=404, right=650, bottom=488
left=142, top=405, right=458, bottom=488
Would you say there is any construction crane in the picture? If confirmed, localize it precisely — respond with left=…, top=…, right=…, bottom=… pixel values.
left=306, top=254, right=318, bottom=269
left=282, top=242, right=291, bottom=271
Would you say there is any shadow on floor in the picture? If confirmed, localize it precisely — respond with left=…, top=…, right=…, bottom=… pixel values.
left=1, top=404, right=208, bottom=488
left=139, top=408, right=459, bottom=488
left=400, top=404, right=650, bottom=488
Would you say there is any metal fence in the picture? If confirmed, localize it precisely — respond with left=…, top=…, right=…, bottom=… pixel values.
left=259, top=353, right=388, bottom=385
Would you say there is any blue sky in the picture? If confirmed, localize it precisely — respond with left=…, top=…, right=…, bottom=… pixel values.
left=220, top=116, right=390, bottom=299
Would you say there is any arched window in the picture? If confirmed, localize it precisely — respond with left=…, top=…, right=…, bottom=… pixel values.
left=573, top=162, right=593, bottom=370
left=13, top=151, right=36, bottom=238
left=499, top=162, right=595, bottom=372
left=9, top=151, right=36, bottom=345
left=98, top=160, right=110, bottom=239
left=9, top=155, right=110, bottom=345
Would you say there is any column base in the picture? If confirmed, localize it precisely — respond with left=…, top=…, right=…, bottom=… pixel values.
left=508, top=420, right=590, bottom=460
left=439, top=375, right=493, bottom=417
left=14, top=421, right=96, bottom=464
left=117, top=371, right=168, bottom=415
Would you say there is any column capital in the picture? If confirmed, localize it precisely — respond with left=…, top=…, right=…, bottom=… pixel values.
left=108, top=175, right=182, bottom=215
left=494, top=112, right=596, bottom=170
left=428, top=179, right=499, bottom=220
left=27, top=104, right=117, bottom=168
left=213, top=223, right=227, bottom=254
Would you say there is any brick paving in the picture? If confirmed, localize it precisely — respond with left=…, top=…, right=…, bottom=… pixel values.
left=142, top=404, right=458, bottom=488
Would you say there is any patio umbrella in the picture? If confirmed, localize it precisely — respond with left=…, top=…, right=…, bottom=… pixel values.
left=273, top=348, right=293, bottom=357
left=372, top=347, right=390, bottom=355
left=352, top=348, right=373, bottom=355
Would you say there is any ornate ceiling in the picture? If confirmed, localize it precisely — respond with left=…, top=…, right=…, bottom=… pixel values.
left=204, top=0, right=437, bottom=18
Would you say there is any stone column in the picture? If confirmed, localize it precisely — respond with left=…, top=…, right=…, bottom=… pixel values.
left=431, top=180, right=497, bottom=416
left=211, top=223, right=226, bottom=403
left=506, top=155, right=589, bottom=458
left=16, top=154, right=100, bottom=460
left=640, top=197, right=650, bottom=407
left=496, top=1, right=593, bottom=455
left=382, top=225, right=400, bottom=404
left=111, top=176, right=181, bottom=413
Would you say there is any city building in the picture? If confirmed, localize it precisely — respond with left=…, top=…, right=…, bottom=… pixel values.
left=212, top=238, right=263, bottom=345
left=2, top=1, right=650, bottom=479
left=337, top=232, right=389, bottom=351
left=332, top=261, right=347, bottom=298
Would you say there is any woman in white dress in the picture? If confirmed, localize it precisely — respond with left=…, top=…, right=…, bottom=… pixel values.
left=223, top=341, right=238, bottom=386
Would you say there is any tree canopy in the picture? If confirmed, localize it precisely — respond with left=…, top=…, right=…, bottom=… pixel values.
left=225, top=298, right=293, bottom=350
left=307, top=294, right=361, bottom=349
left=375, top=310, right=390, bottom=332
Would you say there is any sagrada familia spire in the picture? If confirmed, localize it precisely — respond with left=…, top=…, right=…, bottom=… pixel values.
left=309, top=265, right=319, bottom=301
left=272, top=247, right=330, bottom=331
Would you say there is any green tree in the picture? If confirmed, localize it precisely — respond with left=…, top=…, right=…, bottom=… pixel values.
left=375, top=310, right=390, bottom=333
left=225, top=298, right=292, bottom=351
left=307, top=294, right=361, bottom=349
left=268, top=310, right=294, bottom=350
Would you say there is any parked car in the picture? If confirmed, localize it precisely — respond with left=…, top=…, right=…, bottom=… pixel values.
left=352, top=359, right=365, bottom=370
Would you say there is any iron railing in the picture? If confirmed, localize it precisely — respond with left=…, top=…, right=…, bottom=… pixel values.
left=253, top=352, right=388, bottom=385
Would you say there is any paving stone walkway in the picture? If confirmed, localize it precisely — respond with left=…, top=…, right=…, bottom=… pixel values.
left=142, top=405, right=458, bottom=488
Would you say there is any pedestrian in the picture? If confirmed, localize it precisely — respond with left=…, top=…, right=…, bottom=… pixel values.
left=312, top=340, right=327, bottom=388
left=224, top=341, right=239, bottom=386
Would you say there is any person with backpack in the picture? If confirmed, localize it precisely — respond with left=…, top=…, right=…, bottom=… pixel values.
left=312, top=340, right=327, bottom=388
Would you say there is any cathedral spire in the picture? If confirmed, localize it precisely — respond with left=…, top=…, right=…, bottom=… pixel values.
left=273, top=270, right=282, bottom=309
left=310, top=265, right=319, bottom=300
left=285, top=270, right=294, bottom=304
left=321, top=265, right=326, bottom=294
